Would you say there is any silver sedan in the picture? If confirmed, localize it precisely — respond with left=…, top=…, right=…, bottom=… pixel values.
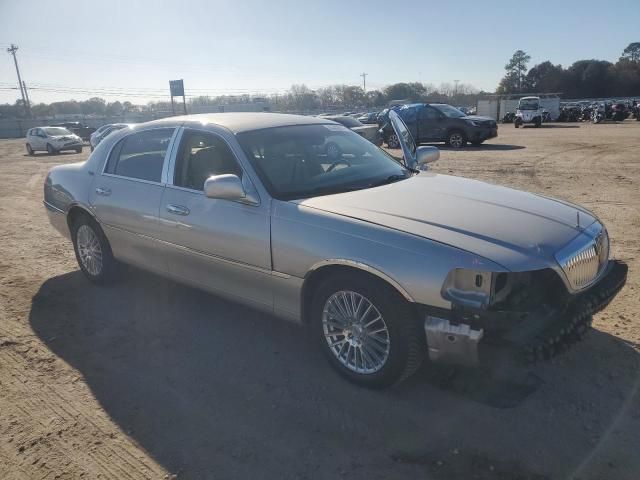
left=43, top=112, right=627, bottom=387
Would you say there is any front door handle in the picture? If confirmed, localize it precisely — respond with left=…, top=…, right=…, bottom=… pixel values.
left=95, top=186, right=111, bottom=196
left=166, top=204, right=190, bottom=216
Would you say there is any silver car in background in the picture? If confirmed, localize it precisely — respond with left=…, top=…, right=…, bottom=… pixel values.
left=43, top=112, right=627, bottom=388
left=26, top=126, right=83, bottom=155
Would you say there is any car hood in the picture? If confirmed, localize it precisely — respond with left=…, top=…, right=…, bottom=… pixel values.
left=293, top=173, right=595, bottom=271
left=463, top=115, right=495, bottom=122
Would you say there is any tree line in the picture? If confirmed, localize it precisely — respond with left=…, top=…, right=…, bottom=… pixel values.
left=0, top=82, right=481, bottom=119
left=498, top=43, right=640, bottom=98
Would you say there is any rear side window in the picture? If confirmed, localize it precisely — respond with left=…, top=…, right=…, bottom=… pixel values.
left=105, top=128, right=174, bottom=182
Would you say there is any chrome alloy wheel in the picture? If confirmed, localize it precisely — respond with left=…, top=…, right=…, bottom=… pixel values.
left=449, top=132, right=464, bottom=148
left=322, top=291, right=390, bottom=374
left=76, top=224, right=103, bottom=276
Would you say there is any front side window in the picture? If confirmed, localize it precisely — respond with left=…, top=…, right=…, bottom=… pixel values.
left=173, top=131, right=242, bottom=191
left=105, top=128, right=174, bottom=182
left=237, top=124, right=410, bottom=200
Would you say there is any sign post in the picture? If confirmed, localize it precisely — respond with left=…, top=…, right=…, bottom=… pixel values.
left=169, top=79, right=187, bottom=115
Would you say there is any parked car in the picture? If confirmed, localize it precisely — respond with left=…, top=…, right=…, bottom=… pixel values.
left=44, top=112, right=627, bottom=388
left=51, top=122, right=96, bottom=141
left=90, top=123, right=131, bottom=151
left=381, top=103, right=497, bottom=148
left=323, top=115, right=382, bottom=151
left=357, top=112, right=379, bottom=124
left=26, top=126, right=83, bottom=155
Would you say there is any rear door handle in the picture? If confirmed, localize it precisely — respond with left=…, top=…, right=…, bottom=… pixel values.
left=95, top=187, right=111, bottom=196
left=166, top=204, right=190, bottom=216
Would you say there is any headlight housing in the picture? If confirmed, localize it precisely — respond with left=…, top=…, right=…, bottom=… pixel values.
left=441, top=268, right=510, bottom=309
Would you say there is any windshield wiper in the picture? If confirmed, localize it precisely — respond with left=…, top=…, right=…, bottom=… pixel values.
left=369, top=173, right=409, bottom=188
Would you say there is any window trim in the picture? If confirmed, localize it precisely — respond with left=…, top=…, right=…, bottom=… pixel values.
left=100, top=126, right=179, bottom=186
left=165, top=127, right=246, bottom=195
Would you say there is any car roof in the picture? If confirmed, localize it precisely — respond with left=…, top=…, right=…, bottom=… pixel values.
left=142, top=112, right=333, bottom=133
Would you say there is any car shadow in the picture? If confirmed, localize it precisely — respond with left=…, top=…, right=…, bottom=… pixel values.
left=30, top=268, right=640, bottom=479
left=418, top=143, right=526, bottom=151
left=23, top=151, right=82, bottom=158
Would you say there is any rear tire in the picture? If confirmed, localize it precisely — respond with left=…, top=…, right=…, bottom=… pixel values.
left=75, top=147, right=83, bottom=154
left=26, top=143, right=34, bottom=155
left=311, top=272, right=425, bottom=388
left=71, top=215, right=118, bottom=285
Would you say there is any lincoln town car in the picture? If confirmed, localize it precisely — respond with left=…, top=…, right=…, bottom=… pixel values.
left=43, top=111, right=627, bottom=387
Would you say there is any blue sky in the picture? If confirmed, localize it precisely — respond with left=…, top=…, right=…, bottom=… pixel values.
left=0, top=0, right=638, bottom=104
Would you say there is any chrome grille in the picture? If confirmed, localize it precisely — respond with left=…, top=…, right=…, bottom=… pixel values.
left=556, top=223, right=609, bottom=290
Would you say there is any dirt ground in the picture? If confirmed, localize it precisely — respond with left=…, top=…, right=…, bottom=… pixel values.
left=0, top=120, right=639, bottom=480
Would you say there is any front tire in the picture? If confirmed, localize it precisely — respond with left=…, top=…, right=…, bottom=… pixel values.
left=386, top=133, right=400, bottom=149
left=446, top=130, right=466, bottom=148
left=72, top=215, right=117, bottom=285
left=75, top=147, right=83, bottom=154
left=46, top=143, right=56, bottom=155
left=311, top=272, right=425, bottom=388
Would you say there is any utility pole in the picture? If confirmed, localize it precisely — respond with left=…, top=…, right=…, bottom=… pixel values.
left=22, top=81, right=31, bottom=110
left=7, top=44, right=31, bottom=117
left=453, top=79, right=460, bottom=103
left=360, top=72, right=367, bottom=93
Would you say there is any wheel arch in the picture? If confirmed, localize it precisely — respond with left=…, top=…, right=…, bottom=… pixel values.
left=66, top=204, right=97, bottom=233
left=300, top=260, right=415, bottom=324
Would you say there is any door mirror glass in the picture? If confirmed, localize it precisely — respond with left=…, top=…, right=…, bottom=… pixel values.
left=415, top=146, right=439, bottom=168
left=204, top=174, right=245, bottom=200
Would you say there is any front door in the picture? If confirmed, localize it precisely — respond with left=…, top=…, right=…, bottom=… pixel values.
left=89, top=127, right=176, bottom=274
left=157, top=128, right=272, bottom=309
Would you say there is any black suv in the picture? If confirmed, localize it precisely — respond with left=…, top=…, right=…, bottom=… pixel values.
left=381, top=103, right=497, bottom=148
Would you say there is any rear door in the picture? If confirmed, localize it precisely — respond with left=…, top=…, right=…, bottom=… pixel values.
left=89, top=127, right=178, bottom=273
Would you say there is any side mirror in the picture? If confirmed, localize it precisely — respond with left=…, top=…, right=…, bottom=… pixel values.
left=415, top=146, right=439, bottom=168
left=204, top=174, right=245, bottom=200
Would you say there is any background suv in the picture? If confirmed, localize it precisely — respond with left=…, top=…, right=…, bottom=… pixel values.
left=381, top=103, right=497, bottom=148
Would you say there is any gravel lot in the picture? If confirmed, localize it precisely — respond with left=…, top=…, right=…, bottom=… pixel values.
left=1, top=121, right=639, bottom=480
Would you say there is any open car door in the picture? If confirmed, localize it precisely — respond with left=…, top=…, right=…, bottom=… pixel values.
left=389, top=110, right=418, bottom=169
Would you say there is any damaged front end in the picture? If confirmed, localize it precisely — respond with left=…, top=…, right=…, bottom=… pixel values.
left=422, top=260, right=628, bottom=366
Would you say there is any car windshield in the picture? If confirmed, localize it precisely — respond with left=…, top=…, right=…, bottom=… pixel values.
left=434, top=104, right=466, bottom=118
left=43, top=127, right=72, bottom=136
left=519, top=99, right=539, bottom=110
left=237, top=124, right=410, bottom=200
left=330, top=116, right=362, bottom=128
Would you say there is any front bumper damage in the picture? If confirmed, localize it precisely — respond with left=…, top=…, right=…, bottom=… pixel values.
left=423, top=260, right=628, bottom=366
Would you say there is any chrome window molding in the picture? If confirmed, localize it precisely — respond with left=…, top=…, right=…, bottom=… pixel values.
left=165, top=126, right=262, bottom=206
left=99, top=126, right=181, bottom=185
